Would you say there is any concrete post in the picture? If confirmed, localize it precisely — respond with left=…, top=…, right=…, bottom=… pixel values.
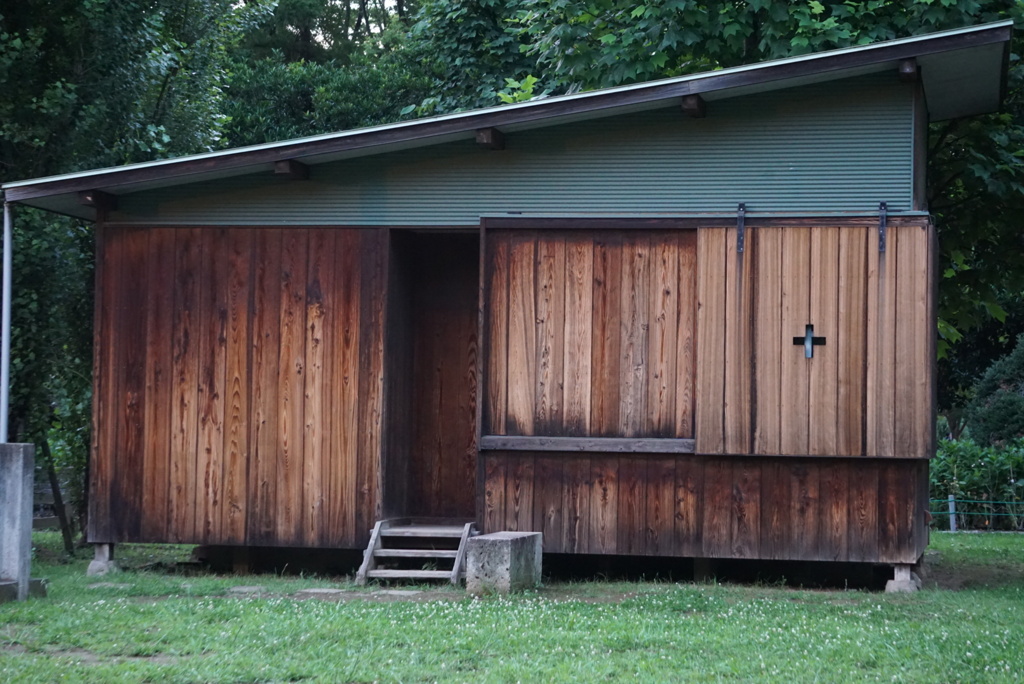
left=0, top=443, right=34, bottom=600
left=87, top=543, right=118, bottom=577
left=885, top=563, right=922, bottom=593
left=466, top=531, right=542, bottom=595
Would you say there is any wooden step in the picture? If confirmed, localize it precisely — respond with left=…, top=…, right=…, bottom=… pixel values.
left=373, top=549, right=458, bottom=559
left=365, top=569, right=452, bottom=580
left=356, top=518, right=477, bottom=585
left=379, top=525, right=466, bottom=538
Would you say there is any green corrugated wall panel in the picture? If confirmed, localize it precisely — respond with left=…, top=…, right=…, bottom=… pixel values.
left=112, top=73, right=914, bottom=225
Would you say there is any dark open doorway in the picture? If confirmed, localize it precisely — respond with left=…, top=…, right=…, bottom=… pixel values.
left=384, top=231, right=479, bottom=519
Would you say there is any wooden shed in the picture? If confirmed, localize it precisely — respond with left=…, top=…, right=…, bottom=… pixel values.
left=2, top=22, right=1012, bottom=576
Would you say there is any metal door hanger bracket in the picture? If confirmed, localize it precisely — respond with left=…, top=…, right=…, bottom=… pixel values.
left=736, top=203, right=746, bottom=253
left=878, top=201, right=888, bottom=253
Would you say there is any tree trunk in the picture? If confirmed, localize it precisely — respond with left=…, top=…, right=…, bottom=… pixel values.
left=40, top=438, right=75, bottom=556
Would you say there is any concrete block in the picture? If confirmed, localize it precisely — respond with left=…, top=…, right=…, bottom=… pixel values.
left=466, top=531, right=542, bottom=595
left=885, top=579, right=919, bottom=593
left=0, top=578, right=45, bottom=603
left=0, top=443, right=34, bottom=601
left=885, top=564, right=921, bottom=593
left=87, top=543, right=120, bottom=577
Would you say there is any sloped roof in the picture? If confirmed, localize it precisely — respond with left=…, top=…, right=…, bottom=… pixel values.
left=2, top=20, right=1012, bottom=221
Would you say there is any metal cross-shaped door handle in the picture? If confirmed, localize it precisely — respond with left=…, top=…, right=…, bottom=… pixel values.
left=793, top=324, right=826, bottom=359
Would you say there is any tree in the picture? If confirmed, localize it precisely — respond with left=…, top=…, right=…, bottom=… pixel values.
left=0, top=0, right=272, bottom=543
left=404, top=0, right=536, bottom=114
left=223, top=19, right=435, bottom=147
left=238, top=0, right=418, bottom=63
left=966, top=333, right=1024, bottom=446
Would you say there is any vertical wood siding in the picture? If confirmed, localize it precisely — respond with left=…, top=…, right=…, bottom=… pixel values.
left=481, top=221, right=932, bottom=564
left=90, top=226, right=387, bottom=546
left=695, top=223, right=934, bottom=458
left=480, top=452, right=927, bottom=563
left=485, top=230, right=697, bottom=439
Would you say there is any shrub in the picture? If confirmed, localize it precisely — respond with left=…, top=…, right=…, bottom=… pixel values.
left=931, top=439, right=1024, bottom=530
left=966, top=333, right=1024, bottom=446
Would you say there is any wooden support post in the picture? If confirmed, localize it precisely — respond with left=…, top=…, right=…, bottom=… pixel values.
left=233, top=547, right=252, bottom=575
left=693, top=557, right=716, bottom=582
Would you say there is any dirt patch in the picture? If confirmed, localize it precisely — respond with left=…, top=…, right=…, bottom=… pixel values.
left=921, top=550, right=1024, bottom=590
left=0, top=643, right=185, bottom=665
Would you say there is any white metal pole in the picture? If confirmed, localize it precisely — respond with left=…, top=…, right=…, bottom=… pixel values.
left=1, top=201, right=12, bottom=443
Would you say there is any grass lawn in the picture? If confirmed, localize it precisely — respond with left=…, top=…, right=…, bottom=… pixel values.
left=1, top=532, right=1022, bottom=682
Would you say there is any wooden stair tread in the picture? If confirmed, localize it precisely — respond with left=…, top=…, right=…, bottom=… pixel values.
left=373, top=549, right=458, bottom=559
left=366, top=569, right=453, bottom=579
left=356, top=518, right=477, bottom=586
left=379, top=525, right=466, bottom=538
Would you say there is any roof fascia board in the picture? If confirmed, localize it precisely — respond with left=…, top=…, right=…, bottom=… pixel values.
left=3, top=20, right=1011, bottom=204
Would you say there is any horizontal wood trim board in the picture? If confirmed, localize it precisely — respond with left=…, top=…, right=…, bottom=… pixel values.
left=97, top=223, right=481, bottom=233
left=482, top=216, right=929, bottom=230
left=480, top=436, right=696, bottom=453
left=99, top=218, right=930, bottom=233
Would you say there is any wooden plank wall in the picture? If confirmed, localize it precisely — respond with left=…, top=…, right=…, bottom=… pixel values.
left=481, top=452, right=928, bottom=563
left=481, top=221, right=933, bottom=564
left=695, top=224, right=933, bottom=458
left=485, top=230, right=697, bottom=439
left=90, top=226, right=388, bottom=546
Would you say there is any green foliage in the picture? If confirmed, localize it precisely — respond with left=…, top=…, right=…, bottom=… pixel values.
left=224, top=5, right=436, bottom=146
left=222, top=48, right=434, bottom=146
left=966, top=333, right=1024, bottom=446
left=1, top=0, right=273, bottom=536
left=405, top=0, right=537, bottom=114
left=237, top=0, right=418, bottom=64
left=497, top=74, right=547, bottom=104
left=937, top=293, right=1024, bottom=436
left=0, top=1, right=274, bottom=173
left=516, top=1, right=1015, bottom=89
left=8, top=208, right=93, bottom=477
left=931, top=439, right=1024, bottom=530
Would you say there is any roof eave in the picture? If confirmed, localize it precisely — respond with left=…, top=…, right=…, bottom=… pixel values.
left=3, top=20, right=1012, bottom=219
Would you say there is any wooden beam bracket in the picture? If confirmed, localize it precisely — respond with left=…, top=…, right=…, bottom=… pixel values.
left=878, top=201, right=888, bottom=252
left=898, top=58, right=919, bottom=82
left=274, top=159, right=309, bottom=180
left=736, top=202, right=747, bottom=253
left=475, top=127, right=505, bottom=150
left=681, top=94, right=707, bottom=118
left=77, top=190, right=117, bottom=212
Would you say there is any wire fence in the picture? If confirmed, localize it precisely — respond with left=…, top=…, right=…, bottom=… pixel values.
left=930, top=496, right=1024, bottom=531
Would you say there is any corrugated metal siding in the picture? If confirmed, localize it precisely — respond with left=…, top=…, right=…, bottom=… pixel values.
left=112, top=73, right=914, bottom=226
